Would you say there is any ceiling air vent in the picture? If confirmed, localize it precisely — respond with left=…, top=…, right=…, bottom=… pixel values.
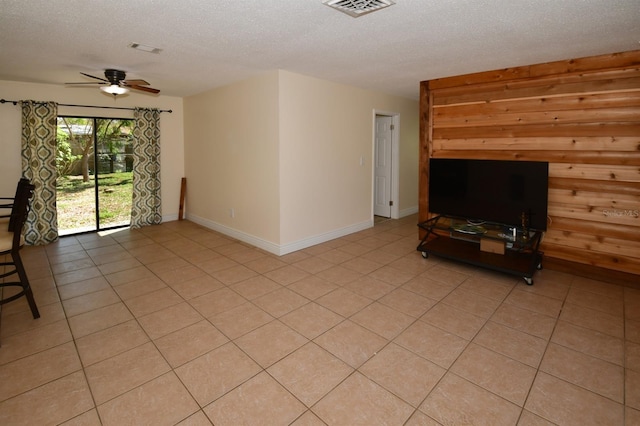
left=323, top=0, right=395, bottom=18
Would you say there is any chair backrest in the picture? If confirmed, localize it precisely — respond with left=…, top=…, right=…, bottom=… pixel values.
left=9, top=180, right=35, bottom=246
left=7, top=178, right=32, bottom=231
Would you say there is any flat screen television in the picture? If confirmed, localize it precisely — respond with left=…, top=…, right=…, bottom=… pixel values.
left=429, top=158, right=549, bottom=231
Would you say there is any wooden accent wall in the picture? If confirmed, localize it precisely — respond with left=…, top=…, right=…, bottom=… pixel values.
left=419, top=50, right=640, bottom=277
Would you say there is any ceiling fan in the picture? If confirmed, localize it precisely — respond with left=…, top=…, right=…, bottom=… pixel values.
left=66, top=69, right=160, bottom=96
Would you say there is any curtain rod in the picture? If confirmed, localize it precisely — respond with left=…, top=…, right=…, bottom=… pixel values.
left=0, top=98, right=172, bottom=113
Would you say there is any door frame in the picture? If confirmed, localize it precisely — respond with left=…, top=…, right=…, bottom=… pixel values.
left=372, top=109, right=400, bottom=219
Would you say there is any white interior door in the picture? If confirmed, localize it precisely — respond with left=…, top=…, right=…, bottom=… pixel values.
left=374, top=115, right=393, bottom=217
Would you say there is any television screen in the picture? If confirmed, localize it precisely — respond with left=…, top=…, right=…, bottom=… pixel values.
left=429, top=159, right=549, bottom=231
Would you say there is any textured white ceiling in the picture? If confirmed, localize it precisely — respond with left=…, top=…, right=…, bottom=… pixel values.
left=0, top=0, right=638, bottom=99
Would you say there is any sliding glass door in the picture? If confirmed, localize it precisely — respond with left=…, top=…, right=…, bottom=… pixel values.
left=56, top=117, right=134, bottom=235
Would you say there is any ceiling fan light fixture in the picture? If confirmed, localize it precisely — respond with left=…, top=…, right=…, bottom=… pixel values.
left=100, top=84, right=129, bottom=95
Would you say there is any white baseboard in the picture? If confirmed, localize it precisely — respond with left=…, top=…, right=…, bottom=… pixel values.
left=186, top=214, right=281, bottom=254
left=278, top=219, right=373, bottom=255
left=399, top=206, right=418, bottom=218
left=162, top=213, right=179, bottom=222
left=186, top=213, right=373, bottom=256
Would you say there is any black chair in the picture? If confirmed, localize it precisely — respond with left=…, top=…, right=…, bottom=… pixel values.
left=0, top=179, right=40, bottom=321
left=0, top=178, right=31, bottom=221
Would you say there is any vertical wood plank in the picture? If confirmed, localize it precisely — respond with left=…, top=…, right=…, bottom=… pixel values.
left=178, top=177, right=186, bottom=220
left=418, top=81, right=430, bottom=228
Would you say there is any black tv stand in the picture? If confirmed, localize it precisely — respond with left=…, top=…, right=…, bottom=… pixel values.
left=417, top=215, right=543, bottom=285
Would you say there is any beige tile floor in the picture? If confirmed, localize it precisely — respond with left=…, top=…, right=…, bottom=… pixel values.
left=0, top=214, right=638, bottom=425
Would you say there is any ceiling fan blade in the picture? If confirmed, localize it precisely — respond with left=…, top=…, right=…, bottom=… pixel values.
left=122, top=79, right=150, bottom=86
left=128, top=85, right=160, bottom=94
left=66, top=70, right=158, bottom=94
left=80, top=72, right=109, bottom=83
left=65, top=82, right=106, bottom=85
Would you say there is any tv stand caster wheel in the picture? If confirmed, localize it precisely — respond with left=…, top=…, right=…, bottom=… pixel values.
left=523, top=277, right=533, bottom=286
left=421, top=252, right=428, bottom=259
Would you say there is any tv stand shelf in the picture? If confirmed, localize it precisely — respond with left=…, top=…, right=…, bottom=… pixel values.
left=417, top=216, right=543, bottom=285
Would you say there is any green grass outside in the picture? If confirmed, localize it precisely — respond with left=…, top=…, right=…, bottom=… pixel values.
left=56, top=172, right=133, bottom=232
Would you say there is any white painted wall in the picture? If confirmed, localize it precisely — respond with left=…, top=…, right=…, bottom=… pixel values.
left=278, top=71, right=419, bottom=251
left=183, top=71, right=281, bottom=247
left=183, top=70, right=419, bottom=254
left=0, top=79, right=185, bottom=221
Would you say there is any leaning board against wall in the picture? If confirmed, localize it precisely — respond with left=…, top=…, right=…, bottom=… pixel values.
left=419, top=50, right=640, bottom=278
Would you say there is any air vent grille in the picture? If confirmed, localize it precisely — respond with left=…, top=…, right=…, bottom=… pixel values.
left=323, top=0, right=395, bottom=18
left=128, top=43, right=162, bottom=54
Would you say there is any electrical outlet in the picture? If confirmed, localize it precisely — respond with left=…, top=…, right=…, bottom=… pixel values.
left=230, top=208, right=235, bottom=218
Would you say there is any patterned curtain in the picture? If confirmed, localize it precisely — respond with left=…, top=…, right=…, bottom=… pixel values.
left=130, top=107, right=162, bottom=228
left=20, top=100, right=58, bottom=245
